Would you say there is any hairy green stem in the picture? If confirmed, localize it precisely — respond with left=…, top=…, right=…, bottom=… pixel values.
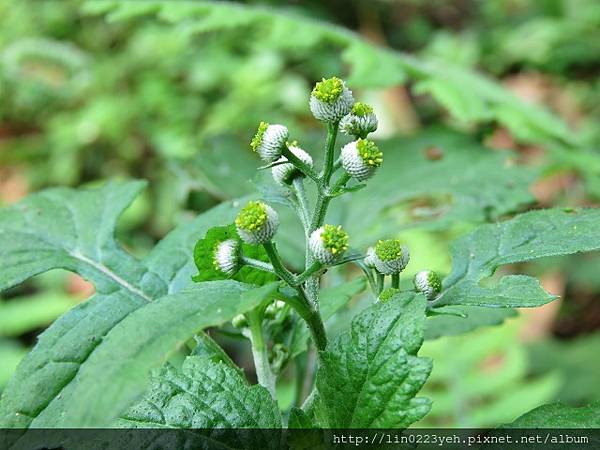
left=296, top=260, right=322, bottom=285
left=262, top=241, right=297, bottom=286
left=282, top=146, right=319, bottom=182
left=292, top=178, right=311, bottom=234
left=246, top=312, right=276, bottom=397
left=322, top=122, right=339, bottom=184
left=241, top=256, right=276, bottom=274
left=377, top=273, right=385, bottom=295
left=391, top=273, right=400, bottom=289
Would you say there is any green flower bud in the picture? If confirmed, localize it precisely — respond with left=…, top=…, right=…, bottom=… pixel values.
left=379, top=287, right=399, bottom=303
left=309, top=224, right=349, bottom=265
left=341, top=139, right=383, bottom=181
left=340, top=102, right=378, bottom=138
left=264, top=300, right=286, bottom=319
left=373, top=239, right=410, bottom=275
left=271, top=144, right=313, bottom=186
left=212, top=239, right=240, bottom=276
left=232, top=314, right=248, bottom=329
left=250, top=121, right=289, bottom=162
left=414, top=270, right=442, bottom=300
left=235, top=201, right=279, bottom=245
left=309, top=77, right=354, bottom=123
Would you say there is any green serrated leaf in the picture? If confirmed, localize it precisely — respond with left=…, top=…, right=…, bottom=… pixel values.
left=502, top=402, right=600, bottom=428
left=438, top=208, right=600, bottom=308
left=192, top=223, right=277, bottom=285
left=316, top=292, right=431, bottom=428
left=118, top=355, right=282, bottom=446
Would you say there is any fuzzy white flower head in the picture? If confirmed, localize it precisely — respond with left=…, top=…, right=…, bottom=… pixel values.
left=340, top=102, right=378, bottom=138
left=309, top=224, right=349, bottom=265
left=271, top=144, right=313, bottom=186
left=341, top=138, right=383, bottom=182
left=363, top=246, right=377, bottom=269
left=250, top=122, right=289, bottom=162
left=235, top=201, right=279, bottom=245
left=213, top=239, right=240, bottom=276
left=373, top=239, right=410, bottom=275
left=414, top=270, right=442, bottom=300
left=309, top=77, right=354, bottom=123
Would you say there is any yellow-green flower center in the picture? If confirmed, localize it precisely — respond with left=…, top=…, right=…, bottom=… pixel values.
left=379, top=288, right=399, bottom=303
left=321, top=224, right=349, bottom=255
left=312, top=77, right=344, bottom=103
left=250, top=122, right=269, bottom=152
left=235, top=201, right=267, bottom=231
left=427, top=271, right=442, bottom=292
left=375, top=239, right=402, bottom=261
left=352, top=102, right=373, bottom=117
left=357, top=139, right=383, bottom=168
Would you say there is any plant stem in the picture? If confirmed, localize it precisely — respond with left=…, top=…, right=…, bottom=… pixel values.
left=262, top=241, right=297, bottom=286
left=391, top=273, right=400, bottom=289
left=246, top=312, right=276, bottom=397
left=241, top=257, right=276, bottom=274
left=282, top=146, right=319, bottom=182
left=322, top=122, right=339, bottom=184
left=292, top=177, right=311, bottom=234
left=377, top=273, right=385, bottom=294
left=296, top=260, right=322, bottom=285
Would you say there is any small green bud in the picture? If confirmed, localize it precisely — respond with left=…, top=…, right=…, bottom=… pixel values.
left=309, top=224, right=349, bottom=265
left=264, top=300, right=286, bottom=319
left=379, top=288, right=399, bottom=303
left=373, top=239, right=410, bottom=275
left=232, top=314, right=248, bottom=329
left=414, top=270, right=442, bottom=300
left=271, top=144, right=313, bottom=186
left=341, top=139, right=383, bottom=181
left=250, top=122, right=288, bottom=162
left=235, top=201, right=279, bottom=245
left=341, top=102, right=378, bottom=138
left=309, top=76, right=354, bottom=123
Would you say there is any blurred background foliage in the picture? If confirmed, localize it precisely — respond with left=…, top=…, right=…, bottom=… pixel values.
left=1, top=0, right=599, bottom=426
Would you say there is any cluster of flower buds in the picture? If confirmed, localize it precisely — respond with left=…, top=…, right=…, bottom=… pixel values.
left=341, top=138, right=383, bottom=182
left=309, top=76, right=354, bottom=123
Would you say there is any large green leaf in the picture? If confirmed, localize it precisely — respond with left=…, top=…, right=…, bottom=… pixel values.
left=438, top=208, right=600, bottom=308
left=0, top=184, right=245, bottom=430
left=118, top=355, right=281, bottom=448
left=316, top=293, right=431, bottom=428
left=60, top=281, right=279, bottom=428
left=82, top=1, right=577, bottom=147
left=503, top=402, right=600, bottom=428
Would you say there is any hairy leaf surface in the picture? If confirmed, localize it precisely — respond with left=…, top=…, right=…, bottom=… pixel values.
left=316, top=293, right=431, bottom=428
left=118, top=355, right=281, bottom=447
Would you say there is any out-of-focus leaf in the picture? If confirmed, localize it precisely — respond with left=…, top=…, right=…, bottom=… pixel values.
left=502, top=402, right=600, bottom=428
